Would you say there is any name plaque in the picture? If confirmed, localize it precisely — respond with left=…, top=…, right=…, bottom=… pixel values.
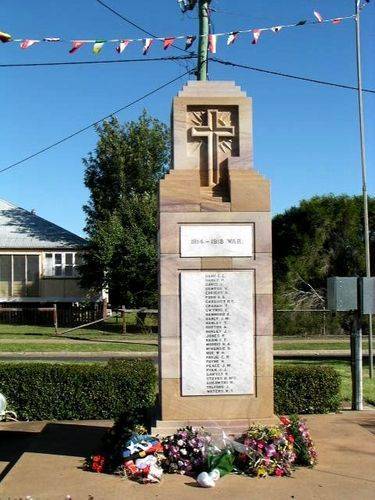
left=180, top=224, right=254, bottom=257
left=181, top=270, right=255, bottom=396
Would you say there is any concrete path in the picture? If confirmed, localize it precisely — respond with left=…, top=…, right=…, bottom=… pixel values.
left=0, top=411, right=374, bottom=499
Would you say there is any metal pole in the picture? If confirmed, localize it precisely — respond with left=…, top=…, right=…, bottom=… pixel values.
left=352, top=308, right=363, bottom=410
left=197, top=0, right=210, bottom=80
left=355, top=1, right=373, bottom=378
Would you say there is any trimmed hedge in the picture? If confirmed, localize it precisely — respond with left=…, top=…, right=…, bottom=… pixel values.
left=0, top=359, right=157, bottom=421
left=0, top=361, right=340, bottom=421
left=274, top=364, right=341, bottom=415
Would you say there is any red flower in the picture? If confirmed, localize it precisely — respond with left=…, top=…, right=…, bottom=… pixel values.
left=275, top=467, right=284, bottom=477
left=287, top=434, right=295, bottom=443
left=280, top=416, right=290, bottom=426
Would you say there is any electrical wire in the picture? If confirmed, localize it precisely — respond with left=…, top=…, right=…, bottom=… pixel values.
left=0, top=67, right=194, bottom=175
left=211, top=57, right=375, bottom=94
left=0, top=55, right=196, bottom=68
left=95, top=0, right=194, bottom=56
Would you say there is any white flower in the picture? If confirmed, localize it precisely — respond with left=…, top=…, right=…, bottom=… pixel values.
left=180, top=449, right=187, bottom=455
left=177, top=439, right=184, bottom=447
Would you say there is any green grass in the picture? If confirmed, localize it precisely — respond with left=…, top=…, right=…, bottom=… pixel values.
left=0, top=342, right=156, bottom=352
left=0, top=321, right=157, bottom=342
left=274, top=341, right=353, bottom=351
left=276, top=360, right=375, bottom=406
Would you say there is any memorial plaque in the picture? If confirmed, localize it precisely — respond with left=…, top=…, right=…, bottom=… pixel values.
left=180, top=224, right=254, bottom=257
left=181, top=270, right=255, bottom=396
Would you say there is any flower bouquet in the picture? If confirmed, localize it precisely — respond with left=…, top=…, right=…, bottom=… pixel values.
left=280, top=416, right=318, bottom=467
left=162, top=426, right=212, bottom=475
left=233, top=424, right=296, bottom=477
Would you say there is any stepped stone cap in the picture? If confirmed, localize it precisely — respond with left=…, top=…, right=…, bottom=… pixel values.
left=172, top=80, right=253, bottom=172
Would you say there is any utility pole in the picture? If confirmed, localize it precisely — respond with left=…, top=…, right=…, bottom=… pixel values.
left=355, top=1, right=373, bottom=379
left=197, top=0, right=211, bottom=80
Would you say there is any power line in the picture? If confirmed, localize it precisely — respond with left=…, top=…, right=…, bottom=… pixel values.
left=211, top=57, right=375, bottom=94
left=0, top=55, right=196, bottom=68
left=95, top=0, right=193, bottom=55
left=0, top=68, right=194, bottom=175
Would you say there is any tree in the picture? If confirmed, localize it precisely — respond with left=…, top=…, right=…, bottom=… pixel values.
left=273, top=194, right=375, bottom=309
left=80, top=112, right=170, bottom=307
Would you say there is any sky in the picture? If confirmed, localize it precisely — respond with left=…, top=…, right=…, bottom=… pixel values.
left=1, top=0, right=374, bottom=237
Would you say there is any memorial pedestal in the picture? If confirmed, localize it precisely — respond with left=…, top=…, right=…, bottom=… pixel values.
left=156, top=81, right=274, bottom=434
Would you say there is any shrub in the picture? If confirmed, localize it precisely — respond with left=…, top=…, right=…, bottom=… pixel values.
left=0, top=359, right=157, bottom=421
left=274, top=364, right=341, bottom=414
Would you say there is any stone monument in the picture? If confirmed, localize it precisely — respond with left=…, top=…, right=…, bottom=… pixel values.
left=154, top=81, right=274, bottom=435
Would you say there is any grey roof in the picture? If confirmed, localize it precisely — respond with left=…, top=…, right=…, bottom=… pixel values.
left=0, top=198, right=86, bottom=249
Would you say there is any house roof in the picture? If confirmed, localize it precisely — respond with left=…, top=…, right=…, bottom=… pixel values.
left=0, top=198, right=87, bottom=249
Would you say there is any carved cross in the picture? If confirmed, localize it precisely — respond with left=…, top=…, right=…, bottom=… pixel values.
left=191, top=109, right=235, bottom=186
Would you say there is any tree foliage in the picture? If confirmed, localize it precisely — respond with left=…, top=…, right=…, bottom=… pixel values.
left=81, top=112, right=170, bottom=307
left=273, top=195, right=375, bottom=308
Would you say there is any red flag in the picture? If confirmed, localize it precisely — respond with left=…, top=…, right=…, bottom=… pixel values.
left=185, top=35, right=196, bottom=50
left=143, top=38, right=153, bottom=55
left=227, top=32, right=239, bottom=45
left=20, top=39, right=39, bottom=49
left=314, top=11, right=324, bottom=23
left=116, top=39, right=130, bottom=53
left=332, top=18, right=342, bottom=25
left=163, top=37, right=175, bottom=50
left=251, top=29, right=261, bottom=45
left=69, top=41, right=84, bottom=54
left=208, top=34, right=217, bottom=53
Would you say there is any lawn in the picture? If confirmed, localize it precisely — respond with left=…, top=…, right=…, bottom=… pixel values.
left=0, top=342, right=156, bottom=352
left=275, top=341, right=351, bottom=351
left=276, top=360, right=375, bottom=406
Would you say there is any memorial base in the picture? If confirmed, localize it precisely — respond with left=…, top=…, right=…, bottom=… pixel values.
left=151, top=417, right=279, bottom=438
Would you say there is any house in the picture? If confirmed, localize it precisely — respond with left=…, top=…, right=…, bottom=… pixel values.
left=0, top=198, right=93, bottom=303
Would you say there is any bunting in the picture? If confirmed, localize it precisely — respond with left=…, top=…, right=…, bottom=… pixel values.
left=20, top=39, right=39, bottom=49
left=314, top=11, right=324, bottom=23
left=0, top=9, right=360, bottom=55
left=251, top=29, right=261, bottom=45
left=185, top=35, right=196, bottom=50
left=163, top=37, right=175, bottom=50
left=143, top=38, right=153, bottom=55
left=93, top=41, right=105, bottom=54
left=69, top=41, right=84, bottom=54
left=0, top=31, right=11, bottom=43
left=227, top=32, right=238, bottom=45
left=208, top=34, right=217, bottom=53
left=116, top=39, right=130, bottom=53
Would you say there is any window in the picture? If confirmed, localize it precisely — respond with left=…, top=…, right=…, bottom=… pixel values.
left=43, top=252, right=79, bottom=277
left=0, top=254, right=40, bottom=298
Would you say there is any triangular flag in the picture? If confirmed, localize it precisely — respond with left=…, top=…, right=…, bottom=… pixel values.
left=116, top=39, right=130, bottom=53
left=208, top=34, right=217, bottom=53
left=20, top=39, right=39, bottom=49
left=332, top=18, right=342, bottom=25
left=296, top=20, right=307, bottom=26
left=69, top=41, right=84, bottom=54
left=251, top=29, right=261, bottom=45
left=0, top=31, right=12, bottom=43
left=93, top=41, right=105, bottom=54
left=163, top=37, right=175, bottom=49
left=227, top=32, right=239, bottom=45
left=143, top=38, right=153, bottom=55
left=314, top=11, right=324, bottom=23
left=43, top=37, right=61, bottom=42
left=271, top=26, right=283, bottom=33
left=185, top=35, right=196, bottom=50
